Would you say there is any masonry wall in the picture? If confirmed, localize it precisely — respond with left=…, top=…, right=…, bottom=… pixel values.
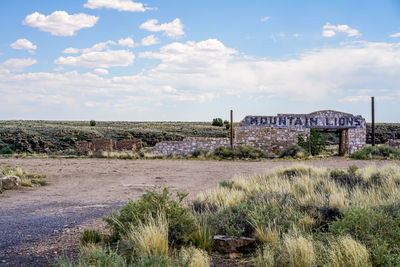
left=235, top=127, right=309, bottom=153
left=151, top=137, right=230, bottom=156
left=75, top=139, right=142, bottom=154
left=348, top=127, right=367, bottom=154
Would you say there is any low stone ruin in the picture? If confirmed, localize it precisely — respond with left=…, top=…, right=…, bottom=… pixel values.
left=75, top=139, right=142, bottom=154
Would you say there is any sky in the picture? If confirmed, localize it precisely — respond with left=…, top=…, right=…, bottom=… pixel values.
left=0, top=0, right=400, bottom=122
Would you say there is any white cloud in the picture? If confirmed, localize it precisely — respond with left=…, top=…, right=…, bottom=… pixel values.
left=55, top=49, right=134, bottom=68
left=260, top=16, right=270, bottom=22
left=1, top=40, right=400, bottom=119
left=1, top=58, right=37, bottom=72
left=118, top=37, right=135, bottom=47
left=10, top=39, right=37, bottom=53
left=23, top=11, right=99, bottom=36
left=63, top=41, right=116, bottom=54
left=140, top=39, right=237, bottom=73
left=322, top=23, right=361, bottom=38
left=84, top=0, right=152, bottom=12
left=390, top=32, right=400, bottom=38
left=141, top=35, right=159, bottom=46
left=93, top=68, right=109, bottom=75
left=140, top=18, right=184, bottom=38
left=63, top=47, right=80, bottom=54
left=293, top=33, right=302, bottom=38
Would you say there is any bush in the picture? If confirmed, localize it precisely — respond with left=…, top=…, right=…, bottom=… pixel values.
left=224, top=120, right=230, bottom=130
left=81, top=229, right=102, bottom=245
left=191, top=149, right=208, bottom=158
left=213, top=145, right=271, bottom=159
left=90, top=120, right=96, bottom=127
left=278, top=145, right=306, bottom=158
left=297, top=128, right=327, bottom=155
left=212, top=118, right=223, bottom=127
left=0, top=146, right=14, bottom=155
left=329, top=206, right=400, bottom=265
left=105, top=188, right=196, bottom=247
left=351, top=145, right=400, bottom=160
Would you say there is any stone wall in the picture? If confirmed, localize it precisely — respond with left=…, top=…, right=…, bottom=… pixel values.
left=75, top=139, right=142, bottom=154
left=152, top=137, right=230, bottom=156
left=75, top=141, right=93, bottom=154
left=92, top=139, right=114, bottom=152
left=115, top=139, right=142, bottom=150
left=235, top=127, right=309, bottom=153
left=347, top=127, right=367, bottom=154
left=151, top=110, right=367, bottom=156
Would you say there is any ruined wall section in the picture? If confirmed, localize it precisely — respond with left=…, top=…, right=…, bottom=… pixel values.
left=75, top=139, right=142, bottom=154
left=348, top=126, right=367, bottom=154
left=235, top=127, right=309, bottom=153
left=152, top=137, right=229, bottom=156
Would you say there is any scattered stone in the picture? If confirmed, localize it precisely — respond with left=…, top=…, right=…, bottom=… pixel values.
left=0, top=176, right=21, bottom=190
left=213, top=235, right=256, bottom=254
left=228, top=252, right=243, bottom=259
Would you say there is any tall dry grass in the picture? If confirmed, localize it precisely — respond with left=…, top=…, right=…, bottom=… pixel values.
left=329, top=235, right=371, bottom=267
left=123, top=213, right=168, bottom=258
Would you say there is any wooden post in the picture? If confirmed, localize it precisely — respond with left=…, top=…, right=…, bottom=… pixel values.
left=371, top=96, right=375, bottom=146
left=230, top=110, right=233, bottom=148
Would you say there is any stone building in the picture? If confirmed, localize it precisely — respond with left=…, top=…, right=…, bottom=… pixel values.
left=152, top=110, right=366, bottom=156
left=236, top=110, right=366, bottom=155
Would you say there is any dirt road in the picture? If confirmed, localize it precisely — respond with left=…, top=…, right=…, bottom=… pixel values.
left=0, top=158, right=396, bottom=266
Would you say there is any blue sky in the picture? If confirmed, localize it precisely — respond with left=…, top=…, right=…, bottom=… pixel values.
left=0, top=0, right=399, bottom=122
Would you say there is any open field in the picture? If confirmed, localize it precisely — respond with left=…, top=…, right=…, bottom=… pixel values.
left=0, top=158, right=398, bottom=266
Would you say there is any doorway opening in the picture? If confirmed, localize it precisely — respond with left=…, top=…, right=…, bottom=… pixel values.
left=313, top=128, right=349, bottom=156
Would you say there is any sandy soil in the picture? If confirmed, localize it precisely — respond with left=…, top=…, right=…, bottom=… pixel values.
left=0, top=158, right=397, bottom=266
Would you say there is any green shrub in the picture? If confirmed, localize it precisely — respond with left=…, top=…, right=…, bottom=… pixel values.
left=351, top=145, right=400, bottom=160
left=0, top=146, right=14, bottom=154
left=297, top=128, right=327, bottom=155
left=191, top=149, right=208, bottom=158
left=90, top=120, right=96, bottom=127
left=329, top=169, right=368, bottom=189
left=105, top=188, right=196, bottom=247
left=213, top=145, right=270, bottom=159
left=329, top=206, right=400, bottom=265
left=207, top=201, right=254, bottom=237
left=278, top=145, right=307, bottom=158
left=212, top=118, right=223, bottom=127
left=219, top=180, right=234, bottom=189
left=81, top=229, right=102, bottom=245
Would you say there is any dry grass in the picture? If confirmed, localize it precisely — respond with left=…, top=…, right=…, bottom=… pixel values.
left=124, top=213, right=168, bottom=257
left=179, top=247, right=210, bottom=267
left=329, top=236, right=371, bottom=267
left=283, top=234, right=316, bottom=267
left=196, top=186, right=246, bottom=208
left=196, top=164, right=400, bottom=212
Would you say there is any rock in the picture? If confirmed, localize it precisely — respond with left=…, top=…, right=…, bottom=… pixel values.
left=228, top=252, right=243, bottom=259
left=0, top=176, right=21, bottom=190
left=213, top=235, right=256, bottom=254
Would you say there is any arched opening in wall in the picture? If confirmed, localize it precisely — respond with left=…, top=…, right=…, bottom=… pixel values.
left=313, top=128, right=349, bottom=156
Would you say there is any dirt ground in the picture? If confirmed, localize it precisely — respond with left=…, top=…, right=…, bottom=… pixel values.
left=0, top=158, right=398, bottom=266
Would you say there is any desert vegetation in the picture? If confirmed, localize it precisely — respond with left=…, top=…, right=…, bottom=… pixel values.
left=57, top=164, right=400, bottom=266
left=0, top=120, right=231, bottom=154
left=351, top=145, right=400, bottom=160
left=0, top=167, right=46, bottom=193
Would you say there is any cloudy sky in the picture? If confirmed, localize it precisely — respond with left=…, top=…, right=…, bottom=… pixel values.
left=1, top=0, right=400, bottom=122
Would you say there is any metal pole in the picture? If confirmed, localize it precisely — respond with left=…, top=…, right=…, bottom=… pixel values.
left=372, top=96, right=375, bottom=146
left=230, top=110, right=233, bottom=148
